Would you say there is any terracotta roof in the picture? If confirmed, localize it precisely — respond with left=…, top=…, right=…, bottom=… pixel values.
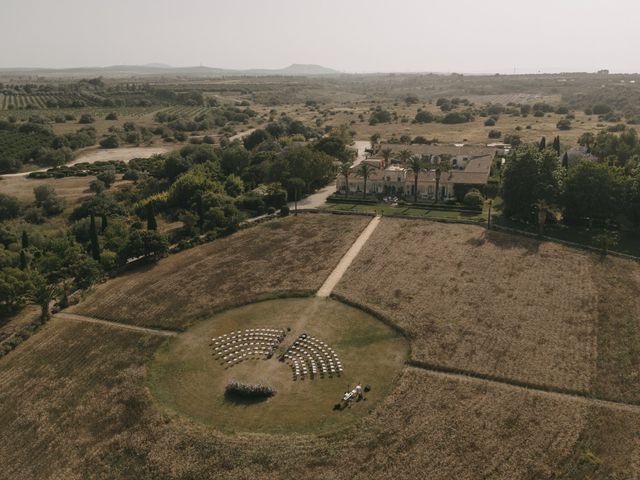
left=413, top=169, right=490, bottom=186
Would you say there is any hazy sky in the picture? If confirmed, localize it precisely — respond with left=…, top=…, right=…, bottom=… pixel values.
left=2, top=0, right=639, bottom=73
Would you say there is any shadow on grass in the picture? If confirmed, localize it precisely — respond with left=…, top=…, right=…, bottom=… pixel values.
left=473, top=229, right=541, bottom=255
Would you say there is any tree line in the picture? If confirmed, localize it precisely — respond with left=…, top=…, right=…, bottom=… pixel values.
left=501, top=129, right=640, bottom=232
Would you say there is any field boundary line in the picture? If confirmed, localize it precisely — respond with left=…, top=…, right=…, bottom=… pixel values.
left=318, top=208, right=640, bottom=262
left=54, top=312, right=178, bottom=337
left=407, top=360, right=640, bottom=413
left=317, top=215, right=381, bottom=297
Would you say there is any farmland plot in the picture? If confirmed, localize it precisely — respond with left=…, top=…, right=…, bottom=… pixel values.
left=71, top=214, right=371, bottom=329
left=3, top=317, right=637, bottom=479
left=334, top=218, right=640, bottom=401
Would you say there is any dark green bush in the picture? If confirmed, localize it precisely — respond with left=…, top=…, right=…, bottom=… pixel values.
left=225, top=381, right=275, bottom=398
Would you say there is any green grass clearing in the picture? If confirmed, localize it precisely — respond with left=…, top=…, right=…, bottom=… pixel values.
left=148, top=297, right=409, bottom=435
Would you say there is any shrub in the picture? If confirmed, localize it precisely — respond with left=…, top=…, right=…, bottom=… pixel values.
left=280, top=205, right=290, bottom=216
left=100, top=135, right=119, bottom=149
left=484, top=118, right=496, bottom=126
left=123, top=169, right=140, bottom=181
left=369, top=109, right=392, bottom=125
left=463, top=189, right=484, bottom=209
left=414, top=110, right=434, bottom=123
left=105, top=112, right=118, bottom=120
left=225, top=381, right=275, bottom=398
left=97, top=170, right=116, bottom=188
left=441, top=111, right=473, bottom=124
left=89, top=180, right=106, bottom=194
left=503, top=133, right=522, bottom=146
left=488, top=129, right=502, bottom=139
left=79, top=114, right=95, bottom=124
left=34, top=185, right=65, bottom=216
left=557, top=119, right=572, bottom=130
left=0, top=193, right=21, bottom=221
left=23, top=206, right=45, bottom=224
left=484, top=181, right=499, bottom=199
left=593, top=104, right=612, bottom=115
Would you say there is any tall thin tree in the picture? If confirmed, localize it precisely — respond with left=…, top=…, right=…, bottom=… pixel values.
left=407, top=155, right=424, bottom=203
left=381, top=148, right=393, bottom=167
left=338, top=162, right=353, bottom=198
left=357, top=163, right=374, bottom=198
left=434, top=157, right=451, bottom=203
left=146, top=204, right=157, bottom=231
left=89, top=214, right=101, bottom=261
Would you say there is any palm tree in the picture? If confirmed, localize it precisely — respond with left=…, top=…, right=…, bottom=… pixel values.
left=396, top=149, right=412, bottom=164
left=288, top=177, right=306, bottom=215
left=594, top=230, right=619, bottom=256
left=407, top=155, right=424, bottom=203
left=381, top=148, right=393, bottom=166
left=28, top=272, right=59, bottom=321
left=338, top=162, right=353, bottom=197
left=434, top=156, right=451, bottom=203
left=534, top=199, right=561, bottom=235
left=357, top=163, right=374, bottom=198
left=370, top=133, right=381, bottom=154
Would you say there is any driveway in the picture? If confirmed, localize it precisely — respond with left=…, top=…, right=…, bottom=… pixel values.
left=287, top=140, right=370, bottom=210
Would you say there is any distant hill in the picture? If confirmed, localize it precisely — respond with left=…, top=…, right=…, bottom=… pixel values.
left=0, top=63, right=341, bottom=79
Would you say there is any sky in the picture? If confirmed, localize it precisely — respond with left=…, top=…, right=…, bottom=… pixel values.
left=2, top=0, right=639, bottom=74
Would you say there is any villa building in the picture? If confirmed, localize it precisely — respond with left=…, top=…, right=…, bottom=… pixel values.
left=337, top=143, right=498, bottom=201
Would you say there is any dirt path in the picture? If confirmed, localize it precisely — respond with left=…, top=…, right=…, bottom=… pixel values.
left=1, top=146, right=173, bottom=178
left=54, top=312, right=178, bottom=337
left=317, top=215, right=381, bottom=297
left=229, top=128, right=256, bottom=141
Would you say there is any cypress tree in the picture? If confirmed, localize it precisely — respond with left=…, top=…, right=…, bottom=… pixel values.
left=539, top=136, right=546, bottom=150
left=146, top=204, right=157, bottom=231
left=101, top=213, right=108, bottom=233
left=553, top=136, right=561, bottom=154
left=196, top=195, right=204, bottom=229
left=562, top=152, right=569, bottom=169
left=89, top=214, right=101, bottom=261
left=19, top=250, right=27, bottom=270
left=21, top=230, right=29, bottom=249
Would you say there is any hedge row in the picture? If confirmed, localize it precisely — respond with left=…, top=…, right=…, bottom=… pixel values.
left=225, top=381, right=275, bottom=398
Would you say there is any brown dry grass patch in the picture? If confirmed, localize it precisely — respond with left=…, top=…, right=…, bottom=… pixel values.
left=335, top=218, right=640, bottom=402
left=4, top=318, right=637, bottom=479
left=0, top=175, right=94, bottom=206
left=71, top=214, right=370, bottom=329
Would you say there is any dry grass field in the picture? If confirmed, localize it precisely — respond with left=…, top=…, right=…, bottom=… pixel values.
left=71, top=214, right=371, bottom=329
left=0, top=305, right=40, bottom=344
left=2, top=213, right=640, bottom=478
left=0, top=174, right=94, bottom=206
left=276, top=99, right=604, bottom=145
left=2, top=317, right=639, bottom=479
left=334, top=218, right=640, bottom=403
